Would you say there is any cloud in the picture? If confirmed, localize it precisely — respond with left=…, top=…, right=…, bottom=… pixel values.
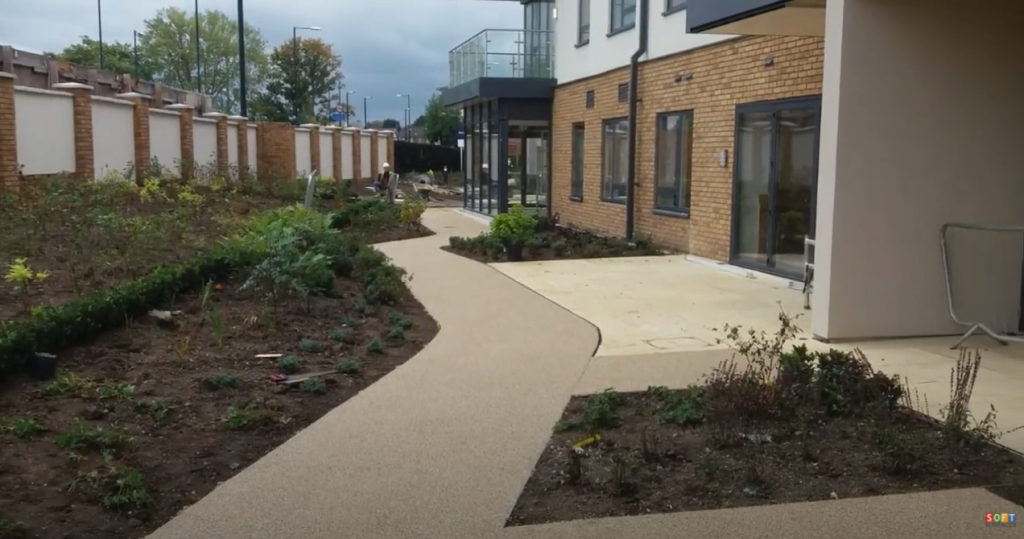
left=0, top=0, right=521, bottom=122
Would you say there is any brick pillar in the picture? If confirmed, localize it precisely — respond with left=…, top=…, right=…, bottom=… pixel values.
left=205, top=112, right=229, bottom=179
left=53, top=82, right=95, bottom=181
left=0, top=72, right=17, bottom=189
left=332, top=128, right=342, bottom=181
left=229, top=116, right=248, bottom=180
left=167, top=104, right=194, bottom=181
left=256, top=122, right=296, bottom=184
left=116, top=92, right=151, bottom=184
left=367, top=129, right=379, bottom=179
left=386, top=130, right=395, bottom=171
left=303, top=124, right=321, bottom=177
left=349, top=128, right=362, bottom=180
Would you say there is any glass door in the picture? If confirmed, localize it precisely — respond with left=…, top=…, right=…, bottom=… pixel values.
left=731, top=97, right=820, bottom=278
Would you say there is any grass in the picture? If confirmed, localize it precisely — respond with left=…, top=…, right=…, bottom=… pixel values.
left=70, top=464, right=152, bottom=510
left=0, top=417, right=43, bottom=438
left=55, top=423, right=132, bottom=453
left=206, top=373, right=240, bottom=390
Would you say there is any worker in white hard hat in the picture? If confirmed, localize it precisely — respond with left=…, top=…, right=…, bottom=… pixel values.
left=374, top=162, right=391, bottom=196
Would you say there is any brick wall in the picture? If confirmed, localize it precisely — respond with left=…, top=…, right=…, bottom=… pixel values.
left=0, top=72, right=17, bottom=188
left=256, top=122, right=296, bottom=183
left=117, top=92, right=151, bottom=183
left=369, top=130, right=379, bottom=179
left=332, top=129, right=343, bottom=180
left=309, top=127, right=321, bottom=176
left=350, top=129, right=362, bottom=180
left=167, top=104, right=195, bottom=180
left=551, top=35, right=824, bottom=261
left=53, top=82, right=96, bottom=181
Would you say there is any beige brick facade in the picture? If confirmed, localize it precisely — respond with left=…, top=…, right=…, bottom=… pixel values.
left=331, top=129, right=343, bottom=180
left=53, top=82, right=96, bottom=181
left=350, top=129, right=362, bottom=180
left=232, top=117, right=249, bottom=179
left=0, top=72, right=17, bottom=189
left=385, top=131, right=395, bottom=170
left=256, top=122, right=296, bottom=183
left=167, top=104, right=195, bottom=180
left=551, top=35, right=824, bottom=261
left=309, top=127, right=321, bottom=177
left=117, top=92, right=151, bottom=183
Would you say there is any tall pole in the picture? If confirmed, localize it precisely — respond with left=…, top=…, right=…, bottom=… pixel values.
left=133, top=31, right=139, bottom=80
left=97, top=0, right=105, bottom=69
left=292, top=27, right=298, bottom=123
left=345, top=91, right=352, bottom=128
left=363, top=96, right=371, bottom=128
left=406, top=94, right=411, bottom=141
left=237, top=0, right=247, bottom=117
left=195, top=0, right=202, bottom=93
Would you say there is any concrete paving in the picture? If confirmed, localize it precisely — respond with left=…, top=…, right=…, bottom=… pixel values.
left=149, top=210, right=1022, bottom=539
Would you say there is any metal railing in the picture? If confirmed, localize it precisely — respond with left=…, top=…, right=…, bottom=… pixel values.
left=448, top=29, right=554, bottom=88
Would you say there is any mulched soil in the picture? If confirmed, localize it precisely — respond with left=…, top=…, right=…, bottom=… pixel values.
left=507, top=391, right=1024, bottom=526
left=444, top=225, right=664, bottom=263
left=0, top=231, right=438, bottom=539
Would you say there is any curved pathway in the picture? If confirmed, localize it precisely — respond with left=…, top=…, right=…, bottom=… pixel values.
left=148, top=209, right=600, bottom=539
left=149, top=209, right=1014, bottom=539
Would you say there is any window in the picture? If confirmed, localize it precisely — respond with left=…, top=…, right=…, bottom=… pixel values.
left=578, top=0, right=591, bottom=45
left=617, top=83, right=629, bottom=103
left=571, top=124, right=585, bottom=200
left=585, top=90, right=595, bottom=109
left=601, top=118, right=629, bottom=203
left=610, top=0, right=637, bottom=35
left=654, top=111, right=693, bottom=214
left=665, top=0, right=687, bottom=15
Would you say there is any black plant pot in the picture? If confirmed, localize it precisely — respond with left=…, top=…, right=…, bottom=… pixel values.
left=505, top=243, right=524, bottom=261
left=27, top=353, right=58, bottom=381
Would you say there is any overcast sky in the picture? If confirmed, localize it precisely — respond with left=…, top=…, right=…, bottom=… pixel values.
left=1, top=0, right=520, bottom=123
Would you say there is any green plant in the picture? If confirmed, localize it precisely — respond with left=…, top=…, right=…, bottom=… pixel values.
left=56, top=423, right=131, bottom=453
left=133, top=399, right=172, bottom=426
left=330, top=329, right=352, bottom=343
left=399, top=199, right=427, bottom=227
left=0, top=519, right=30, bottom=537
left=299, top=339, right=325, bottom=353
left=489, top=205, right=536, bottom=249
left=365, top=338, right=384, bottom=354
left=300, top=377, right=327, bottom=394
left=0, top=417, right=43, bottom=438
left=96, top=382, right=135, bottom=400
left=208, top=306, right=226, bottom=347
left=559, top=389, right=622, bottom=432
left=874, top=426, right=927, bottom=475
left=385, top=326, right=405, bottom=341
left=42, top=371, right=93, bottom=396
left=4, top=257, right=50, bottom=311
left=647, top=385, right=705, bottom=426
left=386, top=311, right=413, bottom=329
left=278, top=356, right=302, bottom=374
left=224, top=403, right=268, bottom=431
left=70, top=464, right=152, bottom=510
left=207, top=373, right=240, bottom=390
left=336, top=360, right=360, bottom=374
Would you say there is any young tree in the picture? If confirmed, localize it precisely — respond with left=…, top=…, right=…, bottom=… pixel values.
left=256, top=37, right=344, bottom=125
left=380, top=118, right=401, bottom=129
left=53, top=36, right=156, bottom=80
left=140, top=7, right=270, bottom=113
left=422, top=93, right=460, bottom=147
left=412, top=114, right=427, bottom=127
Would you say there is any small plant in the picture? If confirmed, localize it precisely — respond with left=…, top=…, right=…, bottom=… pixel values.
left=648, top=385, right=705, bottom=426
left=207, top=373, right=240, bottom=390
left=96, top=382, right=135, bottom=400
left=938, top=349, right=1021, bottom=447
left=4, top=257, right=50, bottom=311
left=300, top=339, right=325, bottom=353
left=386, top=311, right=413, bottom=330
left=336, top=360, right=360, bottom=374
left=698, top=458, right=720, bottom=479
left=42, top=371, right=93, bottom=396
left=489, top=205, right=537, bottom=259
left=385, top=326, right=405, bottom=341
left=608, top=456, right=637, bottom=496
left=399, top=199, right=427, bottom=226
left=134, top=399, right=172, bottom=426
left=365, top=338, right=384, bottom=354
left=341, top=315, right=359, bottom=327
left=874, top=426, right=927, bottom=475
left=566, top=448, right=585, bottom=485
left=330, top=329, right=352, bottom=343
left=224, top=403, right=267, bottom=431
left=559, top=389, right=622, bottom=432
left=300, top=377, right=327, bottom=394
left=639, top=428, right=659, bottom=462
left=208, top=306, right=226, bottom=347
left=56, top=423, right=131, bottom=453
left=278, top=356, right=302, bottom=374
left=138, top=178, right=165, bottom=202
left=0, top=519, right=30, bottom=537
left=70, top=464, right=152, bottom=510
left=0, top=417, right=43, bottom=438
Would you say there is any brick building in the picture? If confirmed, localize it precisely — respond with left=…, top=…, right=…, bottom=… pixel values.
left=442, top=0, right=823, bottom=281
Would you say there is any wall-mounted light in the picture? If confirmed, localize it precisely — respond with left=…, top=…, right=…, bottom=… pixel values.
left=674, top=71, right=694, bottom=83
left=552, top=7, right=558, bottom=19
left=763, top=55, right=775, bottom=67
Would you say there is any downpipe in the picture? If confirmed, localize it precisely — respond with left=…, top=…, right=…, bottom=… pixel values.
left=625, top=0, right=649, bottom=241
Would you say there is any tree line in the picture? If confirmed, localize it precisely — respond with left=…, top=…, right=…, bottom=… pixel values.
left=51, top=7, right=461, bottom=143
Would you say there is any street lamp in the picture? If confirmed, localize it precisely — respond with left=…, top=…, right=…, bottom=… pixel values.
left=363, top=96, right=372, bottom=128
left=397, top=94, right=411, bottom=141
left=133, top=30, right=142, bottom=80
left=195, top=0, right=202, bottom=93
left=292, top=25, right=321, bottom=123
left=97, top=0, right=104, bottom=69
left=237, top=0, right=247, bottom=116
left=345, top=90, right=356, bottom=127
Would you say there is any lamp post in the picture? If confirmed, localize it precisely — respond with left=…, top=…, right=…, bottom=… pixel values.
left=237, top=0, right=247, bottom=116
left=195, top=0, right=202, bottom=93
left=345, top=90, right=355, bottom=127
left=397, top=94, right=411, bottom=141
left=133, top=31, right=141, bottom=80
left=97, top=0, right=104, bottom=69
left=363, top=96, right=372, bottom=128
left=292, top=25, right=321, bottom=123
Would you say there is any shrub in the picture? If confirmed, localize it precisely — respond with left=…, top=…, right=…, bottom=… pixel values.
left=490, top=205, right=536, bottom=247
left=329, top=198, right=400, bottom=231
left=399, top=199, right=427, bottom=227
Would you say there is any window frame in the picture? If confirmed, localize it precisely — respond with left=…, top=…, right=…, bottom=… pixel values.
left=570, top=123, right=585, bottom=201
left=609, top=0, right=637, bottom=36
left=664, top=0, right=687, bottom=16
left=653, top=110, right=694, bottom=216
left=601, top=117, right=629, bottom=204
left=577, top=0, right=591, bottom=46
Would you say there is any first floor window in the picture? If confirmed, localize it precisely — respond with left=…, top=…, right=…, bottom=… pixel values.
left=571, top=123, right=585, bottom=199
left=578, top=0, right=591, bottom=44
left=654, top=111, right=693, bottom=213
left=666, top=0, right=687, bottom=13
left=610, top=0, right=637, bottom=33
left=602, top=118, right=629, bottom=203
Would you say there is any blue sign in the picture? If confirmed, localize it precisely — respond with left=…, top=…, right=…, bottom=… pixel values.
left=456, top=124, right=465, bottom=140
left=331, top=111, right=347, bottom=122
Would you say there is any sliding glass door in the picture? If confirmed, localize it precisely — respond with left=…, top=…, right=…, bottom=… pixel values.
left=731, top=97, right=820, bottom=278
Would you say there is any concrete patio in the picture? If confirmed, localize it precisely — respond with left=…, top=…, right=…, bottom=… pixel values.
left=147, top=209, right=1022, bottom=539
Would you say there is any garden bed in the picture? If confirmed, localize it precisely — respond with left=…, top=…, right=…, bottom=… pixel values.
left=444, top=210, right=662, bottom=263
left=507, top=323, right=1024, bottom=526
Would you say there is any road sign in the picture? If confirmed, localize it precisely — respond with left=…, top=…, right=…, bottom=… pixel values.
left=335, top=104, right=344, bottom=112
left=456, top=124, right=465, bottom=140
left=330, top=111, right=346, bottom=122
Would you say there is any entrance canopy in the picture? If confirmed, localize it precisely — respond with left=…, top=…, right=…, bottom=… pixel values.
left=688, top=0, right=825, bottom=36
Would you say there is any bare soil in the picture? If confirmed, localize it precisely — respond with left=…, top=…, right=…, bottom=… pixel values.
left=507, top=391, right=1024, bottom=526
left=0, top=232, right=438, bottom=539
